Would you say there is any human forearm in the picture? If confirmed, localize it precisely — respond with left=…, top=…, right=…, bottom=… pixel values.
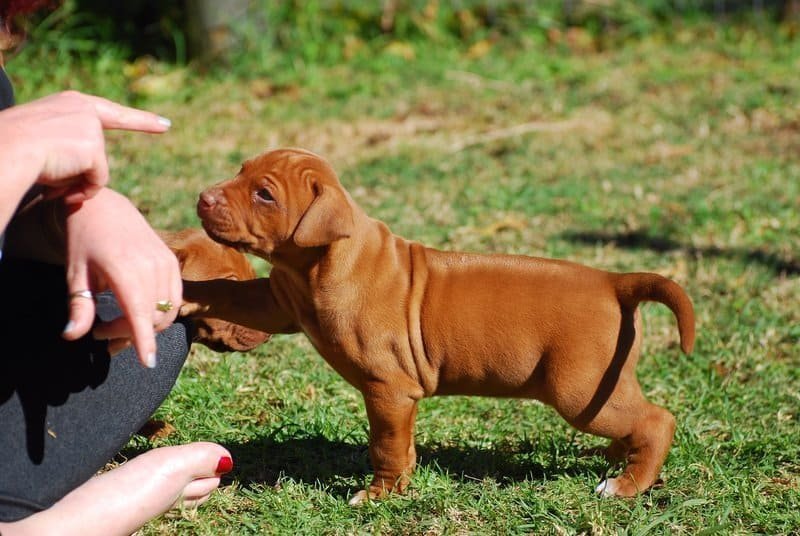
left=0, top=134, right=41, bottom=231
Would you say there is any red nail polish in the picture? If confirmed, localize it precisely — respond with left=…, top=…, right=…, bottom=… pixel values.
left=216, top=456, right=233, bottom=474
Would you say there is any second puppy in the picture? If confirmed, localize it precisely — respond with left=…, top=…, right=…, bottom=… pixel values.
left=159, top=228, right=269, bottom=352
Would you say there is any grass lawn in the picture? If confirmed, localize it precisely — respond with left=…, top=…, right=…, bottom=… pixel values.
left=10, top=6, right=800, bottom=534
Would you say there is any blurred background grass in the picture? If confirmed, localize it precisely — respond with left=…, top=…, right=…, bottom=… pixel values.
left=9, top=0, right=800, bottom=98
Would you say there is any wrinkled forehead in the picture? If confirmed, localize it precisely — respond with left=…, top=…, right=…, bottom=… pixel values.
left=240, top=150, right=337, bottom=185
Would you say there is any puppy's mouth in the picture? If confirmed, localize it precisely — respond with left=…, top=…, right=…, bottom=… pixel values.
left=197, top=212, right=271, bottom=260
left=196, top=197, right=253, bottom=252
left=209, top=233, right=250, bottom=254
left=200, top=221, right=252, bottom=254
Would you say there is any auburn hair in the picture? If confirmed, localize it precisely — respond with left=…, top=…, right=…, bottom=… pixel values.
left=0, top=0, right=59, bottom=56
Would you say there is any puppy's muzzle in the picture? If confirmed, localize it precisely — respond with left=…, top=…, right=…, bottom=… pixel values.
left=198, top=189, right=223, bottom=216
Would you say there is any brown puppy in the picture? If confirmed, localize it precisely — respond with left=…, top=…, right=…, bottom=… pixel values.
left=182, top=148, right=695, bottom=502
left=158, top=228, right=270, bottom=352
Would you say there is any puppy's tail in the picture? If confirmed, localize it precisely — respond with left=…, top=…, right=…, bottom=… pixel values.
left=613, top=272, right=695, bottom=355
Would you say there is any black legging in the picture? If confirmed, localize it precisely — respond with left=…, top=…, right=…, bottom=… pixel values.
left=0, top=259, right=193, bottom=522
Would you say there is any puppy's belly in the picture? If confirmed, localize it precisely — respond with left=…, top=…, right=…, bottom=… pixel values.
left=417, top=282, right=623, bottom=400
left=433, top=349, right=548, bottom=399
left=418, top=283, right=560, bottom=399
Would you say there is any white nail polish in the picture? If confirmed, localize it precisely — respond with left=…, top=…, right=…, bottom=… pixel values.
left=157, top=116, right=172, bottom=128
left=62, top=320, right=75, bottom=334
left=144, top=352, right=157, bottom=368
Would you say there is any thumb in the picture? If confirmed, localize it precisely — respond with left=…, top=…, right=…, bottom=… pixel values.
left=63, top=266, right=97, bottom=341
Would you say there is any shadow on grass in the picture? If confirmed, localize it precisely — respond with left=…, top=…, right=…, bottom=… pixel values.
left=560, top=229, right=800, bottom=276
left=194, top=433, right=611, bottom=499
left=416, top=440, right=608, bottom=482
left=220, top=435, right=370, bottom=497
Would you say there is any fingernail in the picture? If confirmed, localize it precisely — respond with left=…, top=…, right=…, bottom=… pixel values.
left=157, top=116, right=172, bottom=128
left=63, top=320, right=75, bottom=335
left=144, top=352, right=157, bottom=368
left=216, top=456, right=234, bottom=474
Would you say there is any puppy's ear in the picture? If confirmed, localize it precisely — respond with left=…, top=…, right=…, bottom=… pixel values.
left=194, top=318, right=270, bottom=352
left=293, top=184, right=354, bottom=247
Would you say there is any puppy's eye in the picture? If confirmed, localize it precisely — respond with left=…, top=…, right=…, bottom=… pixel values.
left=256, top=188, right=274, bottom=202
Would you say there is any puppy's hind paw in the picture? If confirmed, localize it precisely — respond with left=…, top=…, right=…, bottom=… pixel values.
left=594, top=478, right=620, bottom=498
left=348, top=489, right=370, bottom=506
left=594, top=476, right=640, bottom=498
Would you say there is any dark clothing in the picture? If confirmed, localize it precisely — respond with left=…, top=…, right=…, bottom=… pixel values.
left=0, top=260, right=192, bottom=521
left=0, top=66, right=11, bottom=255
left=0, top=67, right=193, bottom=522
left=0, top=65, right=13, bottom=107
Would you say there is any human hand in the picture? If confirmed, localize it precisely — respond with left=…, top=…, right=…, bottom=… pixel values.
left=0, top=90, right=170, bottom=206
left=60, top=188, right=182, bottom=368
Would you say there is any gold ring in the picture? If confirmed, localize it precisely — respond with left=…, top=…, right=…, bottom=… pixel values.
left=156, top=299, right=174, bottom=313
left=69, top=289, right=94, bottom=300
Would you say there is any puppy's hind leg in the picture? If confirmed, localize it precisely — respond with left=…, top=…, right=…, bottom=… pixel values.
left=553, top=346, right=674, bottom=497
left=604, top=438, right=629, bottom=464
left=576, top=399, right=676, bottom=498
left=568, top=309, right=675, bottom=496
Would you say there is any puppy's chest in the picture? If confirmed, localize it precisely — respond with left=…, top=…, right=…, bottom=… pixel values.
left=298, top=307, right=376, bottom=388
left=303, top=308, right=353, bottom=348
left=304, top=290, right=409, bottom=372
left=294, top=287, right=359, bottom=348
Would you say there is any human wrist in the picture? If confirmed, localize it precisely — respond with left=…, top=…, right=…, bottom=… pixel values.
left=63, top=187, right=132, bottom=240
left=0, top=122, right=43, bottom=226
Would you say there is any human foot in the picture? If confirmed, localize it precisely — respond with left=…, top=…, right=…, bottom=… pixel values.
left=0, top=442, right=232, bottom=536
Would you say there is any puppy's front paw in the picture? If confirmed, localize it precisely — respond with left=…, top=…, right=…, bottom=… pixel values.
left=178, top=296, right=209, bottom=318
left=178, top=301, right=200, bottom=317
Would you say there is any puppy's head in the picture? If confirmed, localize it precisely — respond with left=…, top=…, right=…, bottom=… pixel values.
left=159, top=228, right=271, bottom=352
left=197, top=148, right=354, bottom=261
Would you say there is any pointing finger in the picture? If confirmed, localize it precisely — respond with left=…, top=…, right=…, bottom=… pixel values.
left=87, top=95, right=172, bottom=133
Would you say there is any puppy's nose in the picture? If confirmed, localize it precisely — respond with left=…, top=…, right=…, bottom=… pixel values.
left=199, top=190, right=217, bottom=209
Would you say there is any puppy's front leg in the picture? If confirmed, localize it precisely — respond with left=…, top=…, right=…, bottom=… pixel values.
left=181, top=278, right=299, bottom=334
left=349, top=383, right=419, bottom=505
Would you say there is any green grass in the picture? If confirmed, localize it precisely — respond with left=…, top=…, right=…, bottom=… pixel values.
left=9, top=3, right=800, bottom=534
